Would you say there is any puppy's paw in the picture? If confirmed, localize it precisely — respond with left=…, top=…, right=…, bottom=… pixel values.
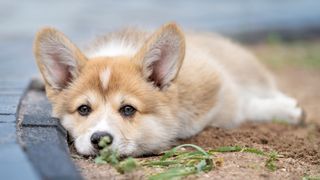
left=246, top=93, right=306, bottom=125
left=273, top=96, right=306, bottom=125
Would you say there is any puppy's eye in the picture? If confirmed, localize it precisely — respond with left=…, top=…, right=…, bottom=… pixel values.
left=119, top=105, right=136, bottom=117
left=77, top=105, right=91, bottom=116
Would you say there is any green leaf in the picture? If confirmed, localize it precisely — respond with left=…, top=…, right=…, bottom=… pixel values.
left=117, top=157, right=138, bottom=174
left=265, top=151, right=279, bottom=171
left=98, top=136, right=111, bottom=148
left=196, top=160, right=207, bottom=172
left=94, top=156, right=107, bottom=164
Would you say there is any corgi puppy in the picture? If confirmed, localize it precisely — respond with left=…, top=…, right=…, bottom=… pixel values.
left=33, top=23, right=304, bottom=157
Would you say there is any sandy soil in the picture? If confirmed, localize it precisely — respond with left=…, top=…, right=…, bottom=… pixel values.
left=72, top=41, right=320, bottom=180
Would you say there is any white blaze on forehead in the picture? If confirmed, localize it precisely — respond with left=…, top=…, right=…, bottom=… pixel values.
left=100, top=68, right=111, bottom=90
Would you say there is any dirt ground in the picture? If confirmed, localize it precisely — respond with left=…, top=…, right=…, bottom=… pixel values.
left=72, top=39, right=320, bottom=179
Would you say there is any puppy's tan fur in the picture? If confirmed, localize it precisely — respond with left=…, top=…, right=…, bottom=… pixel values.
left=34, top=23, right=303, bottom=156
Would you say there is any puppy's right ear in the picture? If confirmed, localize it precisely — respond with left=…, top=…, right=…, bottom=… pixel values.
left=33, top=28, right=87, bottom=92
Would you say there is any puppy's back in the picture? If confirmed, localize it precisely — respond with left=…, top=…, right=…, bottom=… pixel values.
left=185, top=33, right=275, bottom=91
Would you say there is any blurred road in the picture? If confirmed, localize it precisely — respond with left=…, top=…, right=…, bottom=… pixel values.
left=0, top=0, right=320, bottom=80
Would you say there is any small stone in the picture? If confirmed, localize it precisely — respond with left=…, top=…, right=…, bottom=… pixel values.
left=260, top=138, right=268, bottom=144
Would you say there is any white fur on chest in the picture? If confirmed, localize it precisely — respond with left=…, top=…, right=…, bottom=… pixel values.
left=86, top=40, right=138, bottom=58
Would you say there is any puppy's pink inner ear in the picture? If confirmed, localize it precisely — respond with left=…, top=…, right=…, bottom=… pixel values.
left=148, top=45, right=178, bottom=87
left=48, top=52, right=72, bottom=88
left=42, top=46, right=78, bottom=90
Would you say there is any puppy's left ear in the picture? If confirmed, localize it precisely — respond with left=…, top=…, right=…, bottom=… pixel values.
left=135, top=23, right=185, bottom=89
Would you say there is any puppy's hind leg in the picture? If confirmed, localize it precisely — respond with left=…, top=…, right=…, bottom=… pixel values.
left=245, top=92, right=305, bottom=125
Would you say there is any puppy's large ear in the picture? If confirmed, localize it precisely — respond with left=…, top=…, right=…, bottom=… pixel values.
left=33, top=28, right=87, bottom=92
left=135, top=23, right=185, bottom=89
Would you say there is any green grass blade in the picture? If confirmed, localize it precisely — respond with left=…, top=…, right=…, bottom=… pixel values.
left=149, top=167, right=197, bottom=180
left=210, top=146, right=242, bottom=153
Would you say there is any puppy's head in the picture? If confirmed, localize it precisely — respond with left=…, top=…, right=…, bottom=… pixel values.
left=33, top=23, right=185, bottom=156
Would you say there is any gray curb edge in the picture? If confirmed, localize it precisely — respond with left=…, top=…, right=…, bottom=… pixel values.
left=17, top=79, right=83, bottom=180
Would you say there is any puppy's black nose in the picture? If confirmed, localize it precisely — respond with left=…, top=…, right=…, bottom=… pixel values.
left=90, top=131, right=113, bottom=149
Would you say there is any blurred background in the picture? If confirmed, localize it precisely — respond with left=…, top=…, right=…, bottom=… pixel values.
left=1, top=0, right=320, bottom=82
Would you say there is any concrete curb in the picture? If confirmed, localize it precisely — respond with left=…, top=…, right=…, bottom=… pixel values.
left=17, top=80, right=82, bottom=180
